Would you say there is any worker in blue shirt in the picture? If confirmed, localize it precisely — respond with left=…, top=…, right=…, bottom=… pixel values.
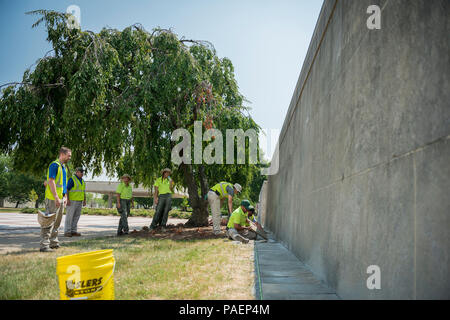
left=38, top=147, right=71, bottom=252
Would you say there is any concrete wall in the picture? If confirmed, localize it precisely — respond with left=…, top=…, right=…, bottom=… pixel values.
left=258, top=181, right=268, bottom=226
left=265, top=0, right=450, bottom=299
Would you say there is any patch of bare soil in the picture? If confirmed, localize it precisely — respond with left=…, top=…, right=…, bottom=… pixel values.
left=129, top=223, right=228, bottom=241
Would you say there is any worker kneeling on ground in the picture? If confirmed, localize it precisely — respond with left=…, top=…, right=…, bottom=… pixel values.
left=226, top=200, right=257, bottom=244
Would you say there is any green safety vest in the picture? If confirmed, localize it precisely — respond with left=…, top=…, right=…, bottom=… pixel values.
left=211, top=182, right=234, bottom=199
left=45, top=160, right=66, bottom=200
left=68, top=175, right=86, bottom=201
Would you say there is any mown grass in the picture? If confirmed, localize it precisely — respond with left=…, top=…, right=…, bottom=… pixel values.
left=0, top=236, right=255, bottom=300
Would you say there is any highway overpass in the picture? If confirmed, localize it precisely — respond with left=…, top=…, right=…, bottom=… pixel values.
left=85, top=181, right=188, bottom=208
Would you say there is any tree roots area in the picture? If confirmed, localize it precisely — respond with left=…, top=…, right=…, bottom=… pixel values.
left=129, top=219, right=228, bottom=241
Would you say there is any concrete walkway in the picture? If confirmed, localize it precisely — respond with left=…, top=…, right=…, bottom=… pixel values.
left=0, top=212, right=186, bottom=254
left=254, top=232, right=340, bottom=300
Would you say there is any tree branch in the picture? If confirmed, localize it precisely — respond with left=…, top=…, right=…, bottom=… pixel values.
left=0, top=81, right=64, bottom=90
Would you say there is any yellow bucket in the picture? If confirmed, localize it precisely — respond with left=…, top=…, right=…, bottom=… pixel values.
left=56, top=249, right=115, bottom=300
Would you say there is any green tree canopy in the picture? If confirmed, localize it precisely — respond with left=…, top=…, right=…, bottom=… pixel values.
left=0, top=154, right=46, bottom=208
left=0, top=10, right=265, bottom=225
left=0, top=155, right=10, bottom=203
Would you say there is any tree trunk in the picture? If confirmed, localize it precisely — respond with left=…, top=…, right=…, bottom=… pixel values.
left=35, top=200, right=39, bottom=209
left=198, top=164, right=209, bottom=197
left=15, top=201, right=19, bottom=208
left=182, top=163, right=209, bottom=227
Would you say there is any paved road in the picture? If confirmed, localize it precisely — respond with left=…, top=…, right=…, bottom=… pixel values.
left=0, top=212, right=187, bottom=254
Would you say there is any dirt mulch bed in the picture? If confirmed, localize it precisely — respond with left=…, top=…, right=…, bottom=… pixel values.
left=128, top=223, right=228, bottom=241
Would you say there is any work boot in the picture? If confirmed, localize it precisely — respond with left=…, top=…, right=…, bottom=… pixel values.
left=64, top=233, right=72, bottom=237
left=71, top=232, right=81, bottom=237
left=50, top=244, right=60, bottom=249
left=234, top=234, right=249, bottom=244
left=40, top=247, right=54, bottom=253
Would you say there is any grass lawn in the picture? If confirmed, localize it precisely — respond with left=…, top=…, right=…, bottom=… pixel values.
left=0, top=236, right=255, bottom=300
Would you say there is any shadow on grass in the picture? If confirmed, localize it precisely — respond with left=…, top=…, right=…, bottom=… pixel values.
left=60, top=231, right=231, bottom=252
left=3, top=248, right=45, bottom=256
left=1, top=228, right=231, bottom=257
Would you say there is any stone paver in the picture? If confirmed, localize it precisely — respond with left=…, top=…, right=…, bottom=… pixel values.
left=254, top=232, right=340, bottom=300
left=0, top=212, right=187, bottom=254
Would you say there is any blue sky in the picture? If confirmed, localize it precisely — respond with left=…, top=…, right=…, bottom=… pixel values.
left=0, top=0, right=323, bottom=179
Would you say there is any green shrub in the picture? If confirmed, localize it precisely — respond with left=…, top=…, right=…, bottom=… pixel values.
left=19, top=206, right=191, bottom=219
left=20, top=208, right=38, bottom=214
left=80, top=207, right=191, bottom=219
left=20, top=208, right=47, bottom=213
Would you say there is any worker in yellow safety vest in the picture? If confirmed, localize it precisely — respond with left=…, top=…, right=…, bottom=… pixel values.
left=207, top=181, right=242, bottom=235
left=64, top=167, right=86, bottom=237
left=116, top=174, right=134, bottom=236
left=149, top=168, right=175, bottom=232
left=38, top=147, right=72, bottom=252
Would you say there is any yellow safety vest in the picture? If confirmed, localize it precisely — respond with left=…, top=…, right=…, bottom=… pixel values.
left=211, top=182, right=234, bottom=199
left=68, top=174, right=86, bottom=201
left=45, top=160, right=66, bottom=200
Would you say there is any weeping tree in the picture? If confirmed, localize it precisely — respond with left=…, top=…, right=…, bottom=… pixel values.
left=0, top=10, right=263, bottom=226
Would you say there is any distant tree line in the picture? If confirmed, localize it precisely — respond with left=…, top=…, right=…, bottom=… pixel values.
left=0, top=154, right=45, bottom=208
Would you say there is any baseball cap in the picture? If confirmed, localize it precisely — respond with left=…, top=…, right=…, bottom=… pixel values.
left=240, top=199, right=251, bottom=210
